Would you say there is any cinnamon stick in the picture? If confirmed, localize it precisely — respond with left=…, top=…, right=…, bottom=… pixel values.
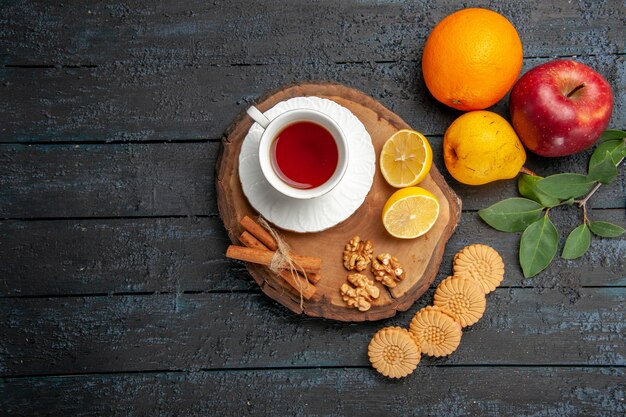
left=239, top=232, right=321, bottom=285
left=240, top=216, right=278, bottom=251
left=236, top=234, right=316, bottom=299
left=276, top=270, right=316, bottom=300
left=304, top=272, right=322, bottom=285
left=239, top=231, right=269, bottom=251
left=226, top=245, right=322, bottom=275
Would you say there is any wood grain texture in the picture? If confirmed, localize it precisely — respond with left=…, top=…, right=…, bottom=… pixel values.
left=1, top=209, right=623, bottom=297
left=1, top=0, right=623, bottom=66
left=0, top=217, right=252, bottom=296
left=2, top=288, right=624, bottom=376
left=2, top=368, right=625, bottom=416
left=1, top=140, right=624, bottom=219
left=217, top=82, right=461, bottom=321
left=0, top=143, right=217, bottom=218
left=1, top=0, right=625, bottom=412
left=1, top=56, right=623, bottom=142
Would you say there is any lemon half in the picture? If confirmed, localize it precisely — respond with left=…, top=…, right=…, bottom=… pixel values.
left=382, top=187, right=440, bottom=239
left=380, top=129, right=433, bottom=188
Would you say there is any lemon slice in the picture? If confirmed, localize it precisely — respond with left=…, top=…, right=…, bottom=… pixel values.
left=382, top=187, right=440, bottom=239
left=380, top=129, right=433, bottom=188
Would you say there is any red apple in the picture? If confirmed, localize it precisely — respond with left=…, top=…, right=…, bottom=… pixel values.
left=509, top=59, right=613, bottom=157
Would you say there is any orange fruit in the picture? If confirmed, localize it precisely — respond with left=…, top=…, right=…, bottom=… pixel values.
left=422, top=8, right=523, bottom=111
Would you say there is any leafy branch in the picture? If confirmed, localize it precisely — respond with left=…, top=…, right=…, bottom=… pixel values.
left=479, top=130, right=626, bottom=278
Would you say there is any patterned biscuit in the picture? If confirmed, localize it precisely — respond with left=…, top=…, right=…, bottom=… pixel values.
left=409, top=306, right=462, bottom=357
left=453, top=244, right=504, bottom=294
left=434, top=276, right=486, bottom=327
left=368, top=326, right=421, bottom=378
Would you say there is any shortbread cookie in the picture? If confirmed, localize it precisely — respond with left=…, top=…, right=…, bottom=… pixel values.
left=368, top=327, right=421, bottom=378
left=453, top=244, right=504, bottom=294
left=409, top=306, right=462, bottom=357
left=434, top=276, right=486, bottom=327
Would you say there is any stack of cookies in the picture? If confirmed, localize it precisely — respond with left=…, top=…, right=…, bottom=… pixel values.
left=368, top=244, right=505, bottom=379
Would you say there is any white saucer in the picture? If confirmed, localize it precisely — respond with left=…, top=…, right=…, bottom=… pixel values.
left=239, top=96, right=376, bottom=233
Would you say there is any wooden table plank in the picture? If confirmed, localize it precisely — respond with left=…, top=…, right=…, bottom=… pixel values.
left=2, top=288, right=624, bottom=376
left=1, top=55, right=623, bottom=142
left=0, top=143, right=218, bottom=218
left=0, top=217, right=253, bottom=296
left=1, top=141, right=624, bottom=219
left=1, top=210, right=623, bottom=297
left=1, top=367, right=624, bottom=416
left=1, top=1, right=624, bottom=413
left=1, top=0, right=623, bottom=66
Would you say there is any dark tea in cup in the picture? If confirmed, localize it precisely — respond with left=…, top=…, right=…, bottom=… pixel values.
left=270, top=121, right=339, bottom=189
left=248, top=105, right=348, bottom=199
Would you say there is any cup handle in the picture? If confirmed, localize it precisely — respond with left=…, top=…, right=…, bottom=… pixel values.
left=246, top=105, right=271, bottom=129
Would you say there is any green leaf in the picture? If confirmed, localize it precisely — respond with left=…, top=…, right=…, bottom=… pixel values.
left=536, top=173, right=596, bottom=200
left=520, top=215, right=559, bottom=278
left=590, top=139, right=626, bottom=166
left=562, top=224, right=591, bottom=260
left=479, top=198, right=545, bottom=232
left=588, top=221, right=625, bottom=238
left=598, top=129, right=626, bottom=143
left=518, top=174, right=561, bottom=207
left=588, top=151, right=618, bottom=184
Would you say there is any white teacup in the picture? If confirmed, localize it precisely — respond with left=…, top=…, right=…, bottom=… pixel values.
left=247, top=105, right=349, bottom=199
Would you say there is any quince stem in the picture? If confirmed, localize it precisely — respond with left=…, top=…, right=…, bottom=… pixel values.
left=519, top=166, right=538, bottom=176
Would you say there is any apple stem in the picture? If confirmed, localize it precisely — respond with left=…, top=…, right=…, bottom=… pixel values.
left=566, top=83, right=586, bottom=98
left=519, top=166, right=538, bottom=176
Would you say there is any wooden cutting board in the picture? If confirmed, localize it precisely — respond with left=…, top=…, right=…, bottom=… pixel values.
left=217, top=82, right=461, bottom=322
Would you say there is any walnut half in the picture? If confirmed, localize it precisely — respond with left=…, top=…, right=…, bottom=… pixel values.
left=341, top=273, right=380, bottom=311
left=343, top=236, right=374, bottom=271
left=371, top=253, right=405, bottom=288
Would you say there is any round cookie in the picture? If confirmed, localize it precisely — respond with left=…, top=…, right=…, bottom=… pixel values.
left=368, top=326, right=421, bottom=379
left=409, top=306, right=462, bottom=357
left=453, top=244, right=505, bottom=294
left=434, top=276, right=486, bottom=327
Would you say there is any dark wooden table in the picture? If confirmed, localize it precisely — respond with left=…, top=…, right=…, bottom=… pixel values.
left=1, top=1, right=624, bottom=415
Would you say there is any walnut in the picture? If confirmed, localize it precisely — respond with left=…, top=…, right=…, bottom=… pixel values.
left=342, top=236, right=373, bottom=271
left=341, top=284, right=371, bottom=311
left=371, top=253, right=405, bottom=288
left=347, top=273, right=380, bottom=299
left=341, top=273, right=380, bottom=311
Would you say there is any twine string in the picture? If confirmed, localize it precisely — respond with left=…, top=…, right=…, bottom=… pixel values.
left=256, top=216, right=311, bottom=309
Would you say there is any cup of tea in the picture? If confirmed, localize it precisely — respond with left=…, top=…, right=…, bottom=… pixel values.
left=247, top=105, right=349, bottom=199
